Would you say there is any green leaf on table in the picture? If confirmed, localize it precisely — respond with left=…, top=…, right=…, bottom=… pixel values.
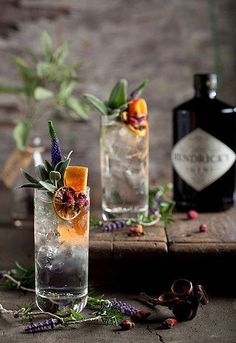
left=130, top=79, right=148, bottom=99
left=67, top=96, right=89, bottom=119
left=39, top=181, right=57, bottom=193
left=108, top=79, right=128, bottom=109
left=13, top=120, right=31, bottom=151
left=70, top=309, right=84, bottom=320
left=53, top=41, right=69, bottom=65
left=84, top=94, right=108, bottom=116
left=20, top=169, right=39, bottom=184
left=34, top=87, right=54, bottom=100
left=41, top=31, right=52, bottom=61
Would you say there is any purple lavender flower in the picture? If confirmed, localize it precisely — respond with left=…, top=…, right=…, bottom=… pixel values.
left=110, top=300, right=138, bottom=316
left=25, top=319, right=59, bottom=333
left=0, top=271, right=5, bottom=280
left=101, top=220, right=126, bottom=232
left=48, top=121, right=62, bottom=167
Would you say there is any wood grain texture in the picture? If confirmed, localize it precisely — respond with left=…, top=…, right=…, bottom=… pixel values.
left=167, top=207, right=236, bottom=244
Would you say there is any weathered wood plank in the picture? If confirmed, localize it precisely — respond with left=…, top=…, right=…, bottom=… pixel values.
left=113, top=224, right=166, bottom=242
left=167, top=207, right=236, bottom=244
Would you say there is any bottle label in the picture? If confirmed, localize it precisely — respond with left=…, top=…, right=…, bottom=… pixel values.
left=172, top=128, right=236, bottom=191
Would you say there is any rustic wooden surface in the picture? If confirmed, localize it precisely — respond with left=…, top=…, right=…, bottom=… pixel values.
left=1, top=206, right=236, bottom=271
left=168, top=207, right=236, bottom=257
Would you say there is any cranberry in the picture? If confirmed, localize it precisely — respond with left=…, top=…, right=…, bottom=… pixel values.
left=199, top=224, right=208, bottom=232
left=187, top=210, right=198, bottom=220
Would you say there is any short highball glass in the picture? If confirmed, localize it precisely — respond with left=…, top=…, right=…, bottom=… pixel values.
left=100, top=115, right=149, bottom=220
left=34, top=187, right=90, bottom=314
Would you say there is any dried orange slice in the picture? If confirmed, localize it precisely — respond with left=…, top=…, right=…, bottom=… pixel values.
left=127, top=123, right=148, bottom=136
left=64, top=166, right=88, bottom=191
left=128, top=98, right=148, bottom=116
left=53, top=186, right=81, bottom=220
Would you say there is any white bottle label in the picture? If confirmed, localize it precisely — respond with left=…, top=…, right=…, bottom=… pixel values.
left=172, top=128, right=236, bottom=191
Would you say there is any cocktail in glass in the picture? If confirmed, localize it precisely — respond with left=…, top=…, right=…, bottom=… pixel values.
left=100, top=114, right=149, bottom=220
left=34, top=187, right=90, bottom=314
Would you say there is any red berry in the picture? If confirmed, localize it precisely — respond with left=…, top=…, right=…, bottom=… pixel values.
left=162, top=318, right=177, bottom=329
left=120, top=319, right=135, bottom=330
left=187, top=210, right=198, bottom=220
left=199, top=224, right=208, bottom=232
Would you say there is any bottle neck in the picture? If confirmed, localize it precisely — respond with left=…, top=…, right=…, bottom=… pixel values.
left=194, top=88, right=216, bottom=99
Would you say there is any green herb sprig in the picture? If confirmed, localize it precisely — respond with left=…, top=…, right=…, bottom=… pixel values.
left=0, top=31, right=88, bottom=150
left=149, top=183, right=175, bottom=225
left=84, top=79, right=148, bottom=117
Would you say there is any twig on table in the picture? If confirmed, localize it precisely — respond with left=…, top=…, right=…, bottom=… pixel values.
left=2, top=273, right=35, bottom=293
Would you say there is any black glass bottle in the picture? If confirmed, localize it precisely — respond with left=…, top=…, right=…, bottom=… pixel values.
left=172, top=74, right=236, bottom=211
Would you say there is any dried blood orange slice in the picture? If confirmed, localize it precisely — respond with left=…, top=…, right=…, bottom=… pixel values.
left=127, top=122, right=148, bottom=136
left=64, top=166, right=88, bottom=191
left=53, top=186, right=81, bottom=220
left=123, top=98, right=148, bottom=136
left=128, top=98, right=148, bottom=116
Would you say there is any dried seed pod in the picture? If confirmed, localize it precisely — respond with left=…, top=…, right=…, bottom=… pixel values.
left=128, top=224, right=144, bottom=236
left=157, top=292, right=179, bottom=308
left=172, top=300, right=194, bottom=321
left=161, top=318, right=178, bottom=329
left=171, top=279, right=193, bottom=297
left=131, top=309, right=151, bottom=322
left=120, top=319, right=135, bottom=330
left=195, top=284, right=209, bottom=305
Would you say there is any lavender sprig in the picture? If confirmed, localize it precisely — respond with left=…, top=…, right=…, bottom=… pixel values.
left=25, top=319, right=59, bottom=333
left=100, top=220, right=126, bottom=232
left=109, top=300, right=138, bottom=316
left=25, top=316, right=102, bottom=333
left=48, top=121, right=62, bottom=167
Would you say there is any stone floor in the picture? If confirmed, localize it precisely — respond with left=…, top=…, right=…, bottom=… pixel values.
left=0, top=290, right=236, bottom=343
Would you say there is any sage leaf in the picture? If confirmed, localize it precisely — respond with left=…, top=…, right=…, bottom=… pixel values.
left=67, top=96, right=88, bottom=119
left=36, top=164, right=48, bottom=181
left=54, top=160, right=64, bottom=172
left=53, top=41, right=69, bottom=65
left=84, top=94, right=108, bottom=116
left=58, top=158, right=71, bottom=187
left=39, top=181, right=57, bottom=193
left=130, top=79, right=148, bottom=99
left=49, top=171, right=61, bottom=182
left=41, top=31, right=52, bottom=61
left=44, top=160, right=53, bottom=173
left=20, top=169, right=39, bottom=184
left=17, top=183, right=43, bottom=189
left=12, top=57, right=37, bottom=96
left=108, top=79, right=127, bottom=109
left=13, top=120, right=31, bottom=151
left=58, top=81, right=75, bottom=100
left=34, top=87, right=54, bottom=100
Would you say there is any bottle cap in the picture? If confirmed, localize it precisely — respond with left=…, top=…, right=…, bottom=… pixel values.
left=194, top=73, right=217, bottom=91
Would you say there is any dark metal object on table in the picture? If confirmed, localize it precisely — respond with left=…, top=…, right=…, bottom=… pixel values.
left=137, top=279, right=208, bottom=322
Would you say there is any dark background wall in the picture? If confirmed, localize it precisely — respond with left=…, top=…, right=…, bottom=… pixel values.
left=0, top=0, right=236, bottom=210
